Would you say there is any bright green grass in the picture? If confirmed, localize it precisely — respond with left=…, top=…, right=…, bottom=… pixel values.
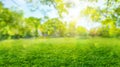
left=0, top=38, right=120, bottom=67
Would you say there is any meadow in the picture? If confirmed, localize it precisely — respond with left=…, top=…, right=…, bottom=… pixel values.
left=0, top=0, right=120, bottom=67
left=0, top=37, right=120, bottom=67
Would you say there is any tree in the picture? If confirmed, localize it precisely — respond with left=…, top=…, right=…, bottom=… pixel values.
left=0, top=2, right=24, bottom=39
left=76, top=26, right=88, bottom=36
left=81, top=0, right=120, bottom=37
left=82, top=0, right=120, bottom=25
left=41, top=18, right=66, bottom=37
left=25, top=17, right=41, bottom=37
left=66, top=20, right=77, bottom=37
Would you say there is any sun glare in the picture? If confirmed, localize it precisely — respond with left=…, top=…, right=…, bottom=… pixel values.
left=64, top=0, right=93, bottom=30
left=64, top=0, right=103, bottom=30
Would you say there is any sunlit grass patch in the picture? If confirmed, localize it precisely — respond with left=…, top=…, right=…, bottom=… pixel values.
left=0, top=38, right=120, bottom=67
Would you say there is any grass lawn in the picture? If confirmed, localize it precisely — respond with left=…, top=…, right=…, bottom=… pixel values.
left=0, top=37, right=120, bottom=67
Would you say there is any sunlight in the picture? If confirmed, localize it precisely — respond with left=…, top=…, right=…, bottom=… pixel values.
left=64, top=0, right=93, bottom=29
left=64, top=0, right=102, bottom=30
left=0, top=0, right=120, bottom=66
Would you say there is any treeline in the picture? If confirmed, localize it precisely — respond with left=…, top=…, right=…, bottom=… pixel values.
left=89, top=27, right=120, bottom=37
left=0, top=2, right=87, bottom=39
left=0, top=2, right=120, bottom=40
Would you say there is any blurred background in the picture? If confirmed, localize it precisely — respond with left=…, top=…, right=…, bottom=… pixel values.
left=0, top=0, right=120, bottom=40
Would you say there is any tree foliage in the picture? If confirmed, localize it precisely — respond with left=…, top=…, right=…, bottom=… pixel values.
left=41, top=18, right=66, bottom=37
left=1, top=0, right=120, bottom=39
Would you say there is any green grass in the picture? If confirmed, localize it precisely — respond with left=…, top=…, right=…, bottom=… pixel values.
left=0, top=38, right=120, bottom=67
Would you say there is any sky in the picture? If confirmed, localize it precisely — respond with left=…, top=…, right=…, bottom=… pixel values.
left=0, top=0, right=58, bottom=18
left=0, top=0, right=105, bottom=30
